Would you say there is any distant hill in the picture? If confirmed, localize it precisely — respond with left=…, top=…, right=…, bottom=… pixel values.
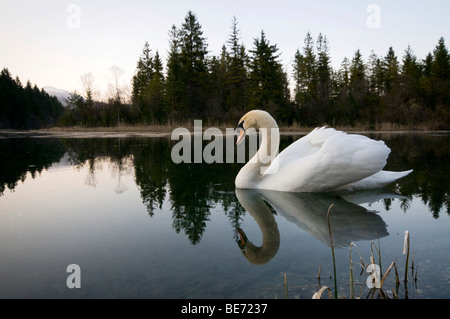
left=43, top=86, right=71, bottom=106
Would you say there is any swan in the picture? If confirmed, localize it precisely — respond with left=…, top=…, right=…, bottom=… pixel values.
left=235, top=110, right=412, bottom=192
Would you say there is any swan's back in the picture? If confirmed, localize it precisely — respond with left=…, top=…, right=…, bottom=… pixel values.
left=259, top=127, right=392, bottom=192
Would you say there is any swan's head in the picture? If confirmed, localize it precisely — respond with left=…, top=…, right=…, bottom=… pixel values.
left=236, top=110, right=277, bottom=145
left=236, top=226, right=280, bottom=265
left=236, top=228, right=248, bottom=250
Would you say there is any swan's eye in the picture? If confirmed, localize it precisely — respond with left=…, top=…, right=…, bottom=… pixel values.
left=237, top=121, right=244, bottom=130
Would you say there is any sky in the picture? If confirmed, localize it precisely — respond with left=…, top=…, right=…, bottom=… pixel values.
left=1, top=0, right=449, bottom=99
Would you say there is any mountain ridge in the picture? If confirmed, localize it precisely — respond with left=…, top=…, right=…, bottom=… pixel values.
left=43, top=86, right=71, bottom=106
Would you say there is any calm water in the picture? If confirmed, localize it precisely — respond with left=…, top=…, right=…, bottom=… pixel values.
left=0, top=132, right=449, bottom=299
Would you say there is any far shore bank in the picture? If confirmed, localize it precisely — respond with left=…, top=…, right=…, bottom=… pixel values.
left=0, top=123, right=448, bottom=139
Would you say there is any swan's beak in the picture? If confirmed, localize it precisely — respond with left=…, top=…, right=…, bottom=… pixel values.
left=236, top=127, right=246, bottom=145
left=236, top=228, right=248, bottom=250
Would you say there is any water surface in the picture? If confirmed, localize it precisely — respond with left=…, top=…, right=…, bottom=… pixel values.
left=0, top=132, right=449, bottom=298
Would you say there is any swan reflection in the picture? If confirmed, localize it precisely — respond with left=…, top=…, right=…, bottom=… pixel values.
left=235, top=188, right=408, bottom=265
left=235, top=188, right=280, bottom=265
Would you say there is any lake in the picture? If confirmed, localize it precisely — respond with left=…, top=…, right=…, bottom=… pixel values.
left=0, top=131, right=449, bottom=299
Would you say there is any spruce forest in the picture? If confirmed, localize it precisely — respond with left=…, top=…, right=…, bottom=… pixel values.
left=1, top=11, right=449, bottom=130
left=0, top=68, right=64, bottom=129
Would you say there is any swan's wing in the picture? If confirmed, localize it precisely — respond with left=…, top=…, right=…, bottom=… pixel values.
left=262, top=127, right=337, bottom=175
left=276, top=127, right=337, bottom=166
left=260, top=129, right=391, bottom=192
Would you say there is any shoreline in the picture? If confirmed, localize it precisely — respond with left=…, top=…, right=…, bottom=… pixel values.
left=0, top=125, right=449, bottom=139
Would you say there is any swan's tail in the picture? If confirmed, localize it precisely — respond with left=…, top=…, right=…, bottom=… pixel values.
left=386, top=169, right=413, bottom=180
left=336, top=169, right=413, bottom=191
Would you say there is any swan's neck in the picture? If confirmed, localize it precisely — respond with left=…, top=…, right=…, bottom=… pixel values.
left=235, top=189, right=280, bottom=265
left=236, top=118, right=279, bottom=188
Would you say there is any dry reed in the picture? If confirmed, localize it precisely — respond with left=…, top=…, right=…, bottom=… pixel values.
left=312, top=209, right=415, bottom=299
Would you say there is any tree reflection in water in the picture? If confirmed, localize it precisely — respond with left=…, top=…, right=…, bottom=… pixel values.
left=0, top=133, right=448, bottom=246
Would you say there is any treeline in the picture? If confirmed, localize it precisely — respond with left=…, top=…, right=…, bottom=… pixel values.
left=293, top=34, right=450, bottom=128
left=132, top=12, right=450, bottom=129
left=130, top=11, right=450, bottom=128
left=4, top=10, right=449, bottom=129
left=0, top=68, right=64, bottom=129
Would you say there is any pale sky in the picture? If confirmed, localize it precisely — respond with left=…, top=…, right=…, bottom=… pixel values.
left=1, top=0, right=449, bottom=98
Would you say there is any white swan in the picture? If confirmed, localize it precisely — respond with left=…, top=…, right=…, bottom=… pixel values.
left=235, top=110, right=412, bottom=192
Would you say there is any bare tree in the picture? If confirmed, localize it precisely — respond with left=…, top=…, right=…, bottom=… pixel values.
left=80, top=72, right=95, bottom=105
left=108, top=65, right=125, bottom=103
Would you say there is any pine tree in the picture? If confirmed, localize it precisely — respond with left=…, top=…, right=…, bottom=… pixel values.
left=316, top=33, right=332, bottom=122
left=349, top=49, right=366, bottom=90
left=207, top=46, right=228, bottom=119
left=367, top=51, right=384, bottom=95
left=132, top=41, right=154, bottom=104
left=148, top=51, right=166, bottom=123
left=249, top=31, right=289, bottom=116
left=337, top=57, right=350, bottom=92
left=165, top=11, right=209, bottom=119
left=348, top=49, right=367, bottom=123
left=383, top=46, right=400, bottom=94
left=431, top=37, right=450, bottom=106
left=398, top=45, right=424, bottom=124
left=224, top=16, right=249, bottom=117
left=419, top=52, right=434, bottom=108
left=132, top=41, right=154, bottom=122
left=401, top=45, right=422, bottom=99
left=431, top=37, right=450, bottom=81
left=165, top=24, right=184, bottom=120
left=332, top=57, right=352, bottom=124
left=316, top=33, right=331, bottom=102
left=179, top=11, right=209, bottom=117
left=293, top=32, right=317, bottom=107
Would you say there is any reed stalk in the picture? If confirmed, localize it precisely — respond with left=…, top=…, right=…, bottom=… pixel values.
left=403, top=230, right=410, bottom=283
left=349, top=242, right=355, bottom=299
left=326, top=204, right=337, bottom=299
left=370, top=240, right=382, bottom=277
left=317, top=266, right=321, bottom=288
left=284, top=273, right=288, bottom=299
left=379, top=261, right=395, bottom=288
left=312, top=286, right=333, bottom=299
